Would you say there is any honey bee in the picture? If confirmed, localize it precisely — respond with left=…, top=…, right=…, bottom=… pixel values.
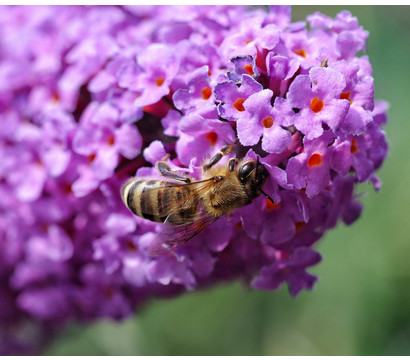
left=121, top=140, right=273, bottom=255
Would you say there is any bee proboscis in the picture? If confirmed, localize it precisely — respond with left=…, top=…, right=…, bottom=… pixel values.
left=121, top=140, right=272, bottom=255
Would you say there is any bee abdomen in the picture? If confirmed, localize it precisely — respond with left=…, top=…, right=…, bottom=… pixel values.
left=121, top=178, right=166, bottom=222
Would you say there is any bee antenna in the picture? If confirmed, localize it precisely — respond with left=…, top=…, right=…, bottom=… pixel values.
left=255, top=156, right=260, bottom=182
left=255, top=156, right=273, bottom=203
left=260, top=189, right=275, bottom=205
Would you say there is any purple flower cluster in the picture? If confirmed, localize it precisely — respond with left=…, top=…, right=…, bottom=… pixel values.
left=0, top=5, right=388, bottom=354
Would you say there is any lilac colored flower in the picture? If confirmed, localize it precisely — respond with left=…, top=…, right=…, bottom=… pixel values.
left=143, top=140, right=167, bottom=166
left=307, top=10, right=369, bottom=60
left=215, top=74, right=263, bottom=121
left=241, top=190, right=306, bottom=248
left=133, top=44, right=180, bottom=107
left=220, top=12, right=280, bottom=61
left=172, top=65, right=216, bottom=116
left=227, top=55, right=260, bottom=83
left=330, top=60, right=374, bottom=135
left=72, top=101, right=142, bottom=196
left=161, top=109, right=182, bottom=137
left=266, top=53, right=299, bottom=97
left=238, top=89, right=293, bottom=153
left=286, top=130, right=352, bottom=198
left=176, top=114, right=236, bottom=166
left=0, top=5, right=388, bottom=355
left=252, top=247, right=322, bottom=296
left=287, top=67, right=350, bottom=139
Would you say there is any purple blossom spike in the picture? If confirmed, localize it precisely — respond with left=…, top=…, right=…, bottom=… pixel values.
left=0, top=5, right=388, bottom=355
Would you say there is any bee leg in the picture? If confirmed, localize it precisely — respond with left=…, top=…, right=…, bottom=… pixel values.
left=228, top=157, right=238, bottom=172
left=156, top=161, right=191, bottom=183
left=160, top=153, right=171, bottom=162
left=203, top=138, right=238, bottom=171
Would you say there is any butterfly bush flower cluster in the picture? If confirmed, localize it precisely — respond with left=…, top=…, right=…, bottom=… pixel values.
left=0, top=5, right=388, bottom=354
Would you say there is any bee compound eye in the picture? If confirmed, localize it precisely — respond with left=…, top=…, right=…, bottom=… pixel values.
left=238, top=162, right=256, bottom=182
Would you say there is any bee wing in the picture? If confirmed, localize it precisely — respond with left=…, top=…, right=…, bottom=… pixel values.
left=148, top=213, right=221, bottom=255
left=136, top=178, right=215, bottom=218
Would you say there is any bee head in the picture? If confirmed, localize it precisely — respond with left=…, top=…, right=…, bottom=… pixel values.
left=237, top=159, right=269, bottom=191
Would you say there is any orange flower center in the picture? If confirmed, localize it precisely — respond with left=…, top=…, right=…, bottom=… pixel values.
left=244, top=64, right=254, bottom=76
left=88, top=153, right=96, bottom=163
left=155, top=77, right=165, bottom=87
left=233, top=98, right=245, bottom=112
left=200, top=87, right=212, bottom=100
left=308, top=153, right=322, bottom=167
left=340, top=91, right=352, bottom=104
left=310, top=97, right=324, bottom=113
left=266, top=199, right=280, bottom=211
left=294, top=49, right=307, bottom=58
left=126, top=241, right=137, bottom=252
left=51, top=93, right=59, bottom=103
left=107, top=135, right=115, bottom=146
left=350, top=139, right=358, bottom=154
left=295, top=221, right=305, bottom=233
left=262, top=116, right=274, bottom=129
left=205, top=131, right=218, bottom=145
left=62, top=183, right=72, bottom=194
left=103, top=287, right=114, bottom=298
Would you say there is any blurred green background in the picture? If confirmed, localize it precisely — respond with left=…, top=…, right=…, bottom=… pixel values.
left=43, top=6, right=410, bottom=356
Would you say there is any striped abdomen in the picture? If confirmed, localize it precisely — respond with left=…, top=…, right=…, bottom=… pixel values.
left=121, top=178, right=199, bottom=225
